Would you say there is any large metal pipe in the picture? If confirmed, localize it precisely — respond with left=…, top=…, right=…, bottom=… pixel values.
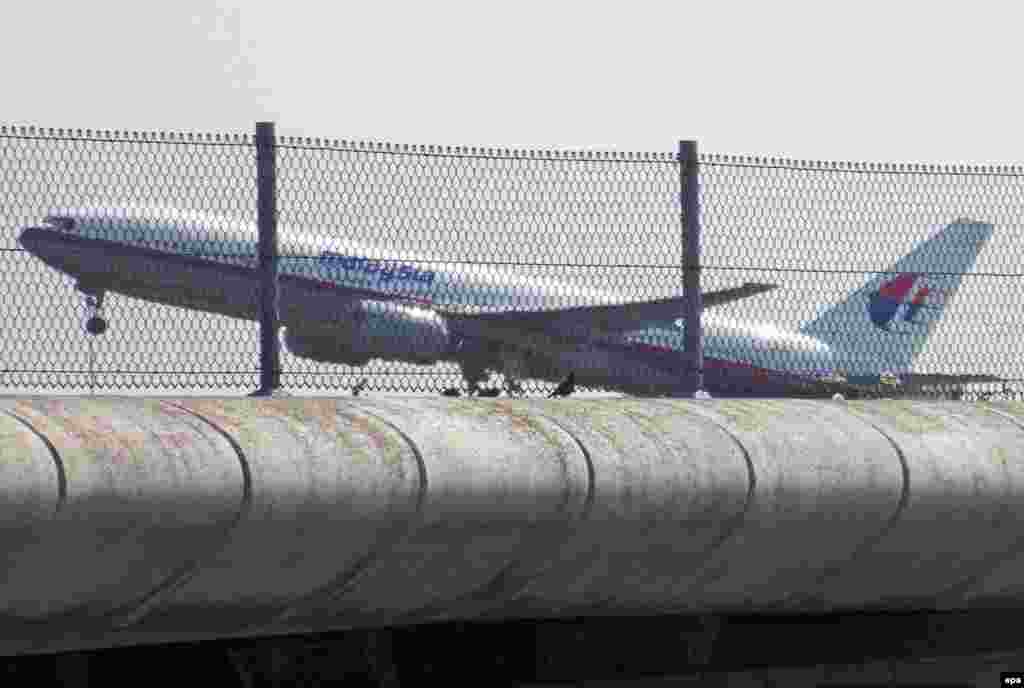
left=2, top=397, right=1024, bottom=656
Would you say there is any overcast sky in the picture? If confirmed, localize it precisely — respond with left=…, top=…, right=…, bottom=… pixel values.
left=2, top=1, right=1022, bottom=396
left=5, top=1, right=1022, bottom=164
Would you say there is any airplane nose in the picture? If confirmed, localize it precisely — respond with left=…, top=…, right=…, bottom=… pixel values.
left=17, top=231, right=50, bottom=267
left=16, top=225, right=92, bottom=277
left=17, top=227, right=54, bottom=252
left=17, top=215, right=81, bottom=253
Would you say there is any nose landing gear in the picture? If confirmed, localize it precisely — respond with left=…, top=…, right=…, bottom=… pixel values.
left=81, top=289, right=108, bottom=336
left=86, top=315, right=108, bottom=336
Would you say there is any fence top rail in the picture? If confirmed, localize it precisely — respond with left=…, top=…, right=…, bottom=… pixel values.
left=0, top=125, right=253, bottom=146
left=4, top=124, right=1024, bottom=173
left=701, top=154, right=1024, bottom=176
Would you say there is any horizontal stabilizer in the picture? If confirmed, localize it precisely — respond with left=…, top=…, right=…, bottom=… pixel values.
left=899, top=372, right=1004, bottom=389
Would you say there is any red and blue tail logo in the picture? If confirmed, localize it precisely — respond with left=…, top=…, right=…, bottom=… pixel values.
left=800, top=219, right=991, bottom=374
left=868, top=273, right=945, bottom=332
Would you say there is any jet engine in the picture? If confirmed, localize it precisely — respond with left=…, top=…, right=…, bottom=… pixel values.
left=284, top=300, right=452, bottom=367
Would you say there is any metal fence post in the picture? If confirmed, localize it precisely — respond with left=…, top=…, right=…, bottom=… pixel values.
left=251, top=121, right=283, bottom=397
left=680, top=140, right=704, bottom=395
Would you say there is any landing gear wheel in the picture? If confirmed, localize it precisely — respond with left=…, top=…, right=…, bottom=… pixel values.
left=79, top=287, right=108, bottom=336
left=503, top=378, right=524, bottom=398
left=86, top=316, right=108, bottom=336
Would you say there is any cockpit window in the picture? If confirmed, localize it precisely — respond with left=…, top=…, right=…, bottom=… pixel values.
left=44, top=215, right=76, bottom=231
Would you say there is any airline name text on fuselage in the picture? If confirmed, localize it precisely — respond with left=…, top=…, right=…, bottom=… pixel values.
left=319, top=252, right=436, bottom=285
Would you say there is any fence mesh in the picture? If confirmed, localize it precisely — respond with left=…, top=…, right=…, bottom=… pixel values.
left=700, top=156, right=1024, bottom=400
left=276, top=141, right=680, bottom=395
left=0, top=127, right=258, bottom=394
left=1, top=126, right=1021, bottom=399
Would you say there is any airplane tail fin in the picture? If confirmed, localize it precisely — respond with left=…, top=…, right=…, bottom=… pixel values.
left=798, top=218, right=993, bottom=376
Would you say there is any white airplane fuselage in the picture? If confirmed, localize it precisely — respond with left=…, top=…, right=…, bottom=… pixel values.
left=17, top=206, right=994, bottom=397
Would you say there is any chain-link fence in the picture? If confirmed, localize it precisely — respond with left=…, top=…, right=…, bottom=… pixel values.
left=700, top=157, right=1024, bottom=400
left=0, top=127, right=259, bottom=394
left=2, top=125, right=1021, bottom=399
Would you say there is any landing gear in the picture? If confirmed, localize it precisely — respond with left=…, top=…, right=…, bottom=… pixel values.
left=451, top=344, right=531, bottom=398
left=503, top=378, right=524, bottom=398
left=80, top=287, right=107, bottom=336
left=86, top=316, right=108, bottom=336
left=502, top=350, right=531, bottom=398
left=459, top=358, right=489, bottom=398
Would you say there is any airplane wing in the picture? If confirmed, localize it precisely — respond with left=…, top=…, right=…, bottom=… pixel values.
left=446, top=282, right=777, bottom=337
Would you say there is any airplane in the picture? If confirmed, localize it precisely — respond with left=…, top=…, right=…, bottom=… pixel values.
left=16, top=205, right=1000, bottom=399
